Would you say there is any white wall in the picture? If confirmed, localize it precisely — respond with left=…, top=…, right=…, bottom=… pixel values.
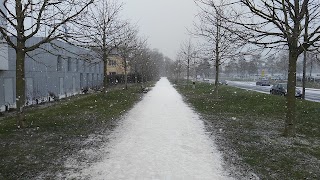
left=0, top=2, right=8, bottom=70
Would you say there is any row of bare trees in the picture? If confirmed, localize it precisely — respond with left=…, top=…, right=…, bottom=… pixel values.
left=0, top=0, right=165, bottom=128
left=173, top=0, right=320, bottom=137
left=193, top=0, right=244, bottom=98
left=230, top=0, right=320, bottom=137
left=174, top=0, right=244, bottom=98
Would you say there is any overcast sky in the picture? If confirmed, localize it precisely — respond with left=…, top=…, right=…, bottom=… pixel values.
left=120, top=0, right=199, bottom=60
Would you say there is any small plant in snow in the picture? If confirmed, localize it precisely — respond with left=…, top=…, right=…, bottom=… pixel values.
left=48, top=92, right=58, bottom=101
left=82, top=87, right=89, bottom=94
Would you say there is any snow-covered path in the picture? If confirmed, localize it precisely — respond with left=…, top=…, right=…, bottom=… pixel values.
left=68, top=78, right=230, bottom=179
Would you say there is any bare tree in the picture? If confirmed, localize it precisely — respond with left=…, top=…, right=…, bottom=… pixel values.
left=148, top=49, right=165, bottom=80
left=306, top=52, right=320, bottom=77
left=116, top=25, right=139, bottom=89
left=217, top=0, right=320, bottom=136
left=266, top=54, right=276, bottom=76
left=174, top=53, right=184, bottom=82
left=134, top=46, right=151, bottom=83
left=275, top=52, right=289, bottom=78
left=77, top=0, right=128, bottom=92
left=196, top=58, right=211, bottom=79
left=0, top=0, right=93, bottom=128
left=194, top=0, right=243, bottom=98
left=127, top=37, right=150, bottom=84
left=178, top=39, right=197, bottom=85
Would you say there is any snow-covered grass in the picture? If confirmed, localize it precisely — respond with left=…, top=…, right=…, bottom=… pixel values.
left=174, top=81, right=320, bottom=179
left=0, top=83, right=150, bottom=179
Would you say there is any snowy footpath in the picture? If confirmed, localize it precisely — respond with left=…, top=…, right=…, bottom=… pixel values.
left=67, top=77, right=231, bottom=180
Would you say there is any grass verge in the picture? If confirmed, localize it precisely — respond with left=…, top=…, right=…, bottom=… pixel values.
left=0, top=83, right=152, bottom=179
left=173, top=81, right=320, bottom=180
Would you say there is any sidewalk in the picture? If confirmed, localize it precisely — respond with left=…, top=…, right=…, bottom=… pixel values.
left=68, top=77, right=231, bottom=179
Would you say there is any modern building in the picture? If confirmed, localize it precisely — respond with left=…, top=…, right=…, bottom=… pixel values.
left=0, top=37, right=104, bottom=112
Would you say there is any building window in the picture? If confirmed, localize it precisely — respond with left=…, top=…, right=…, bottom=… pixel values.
left=84, top=62, right=87, bottom=72
left=68, top=57, right=72, bottom=71
left=87, top=73, right=90, bottom=86
left=108, top=60, right=115, bottom=66
left=75, top=58, right=79, bottom=72
left=92, top=73, right=95, bottom=86
left=57, top=55, right=62, bottom=71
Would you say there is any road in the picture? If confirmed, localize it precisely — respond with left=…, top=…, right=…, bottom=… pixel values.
left=226, top=81, right=320, bottom=102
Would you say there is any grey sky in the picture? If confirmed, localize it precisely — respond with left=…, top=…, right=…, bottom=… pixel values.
left=120, top=0, right=198, bottom=60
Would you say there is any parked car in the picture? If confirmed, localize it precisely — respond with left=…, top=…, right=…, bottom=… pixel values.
left=219, top=80, right=228, bottom=85
left=256, top=80, right=270, bottom=86
left=270, top=83, right=302, bottom=98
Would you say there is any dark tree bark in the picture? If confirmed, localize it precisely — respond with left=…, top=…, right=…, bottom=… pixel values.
left=285, top=47, right=299, bottom=136
left=16, top=45, right=26, bottom=128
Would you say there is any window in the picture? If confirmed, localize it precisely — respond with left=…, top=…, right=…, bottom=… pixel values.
left=68, top=57, right=72, bottom=71
left=108, top=60, right=116, bottom=67
left=57, top=55, right=62, bottom=71
left=75, top=59, right=79, bottom=72
left=84, top=62, right=87, bottom=72
left=92, top=73, right=95, bottom=86
left=87, top=73, right=90, bottom=86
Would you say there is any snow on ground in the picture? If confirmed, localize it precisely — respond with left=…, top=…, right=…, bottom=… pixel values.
left=67, top=77, right=231, bottom=180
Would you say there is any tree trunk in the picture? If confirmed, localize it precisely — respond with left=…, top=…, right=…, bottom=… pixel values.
left=103, top=51, right=108, bottom=93
left=302, top=1, right=309, bottom=100
left=124, top=59, right=128, bottom=90
left=302, top=50, right=307, bottom=99
left=284, top=49, right=298, bottom=137
left=16, top=48, right=26, bottom=128
left=214, top=42, right=220, bottom=99
left=214, top=14, right=221, bottom=99
left=214, top=56, right=219, bottom=99
left=134, top=64, right=138, bottom=84
left=187, top=58, right=190, bottom=86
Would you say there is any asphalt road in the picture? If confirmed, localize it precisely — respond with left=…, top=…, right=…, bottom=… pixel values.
left=202, top=79, right=320, bottom=102
left=227, top=81, right=320, bottom=102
